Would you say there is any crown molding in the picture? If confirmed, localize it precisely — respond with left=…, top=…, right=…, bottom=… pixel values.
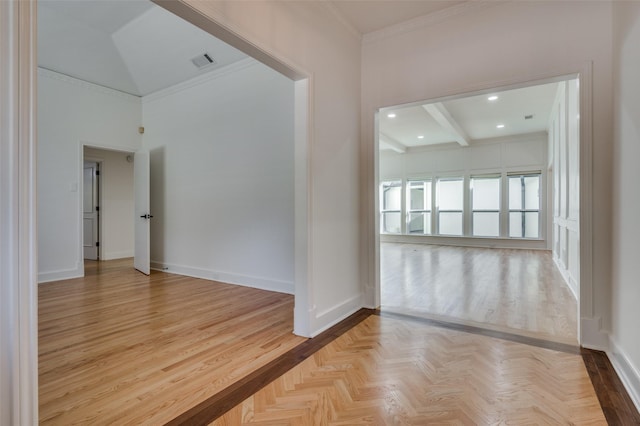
left=363, top=1, right=501, bottom=44
left=37, top=67, right=141, bottom=102
left=319, top=1, right=362, bottom=41
left=142, top=57, right=258, bottom=104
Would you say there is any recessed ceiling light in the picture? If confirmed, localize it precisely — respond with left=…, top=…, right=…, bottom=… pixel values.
left=488, top=95, right=499, bottom=101
left=417, top=135, right=424, bottom=139
left=496, top=124, right=505, bottom=129
left=387, top=113, right=396, bottom=118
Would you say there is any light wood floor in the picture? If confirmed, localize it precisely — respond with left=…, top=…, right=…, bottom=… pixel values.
left=381, top=243, right=577, bottom=344
left=214, top=314, right=606, bottom=425
left=38, top=259, right=305, bottom=425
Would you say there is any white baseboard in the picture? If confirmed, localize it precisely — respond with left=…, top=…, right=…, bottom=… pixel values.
left=580, top=316, right=610, bottom=351
left=309, top=294, right=363, bottom=337
left=608, top=339, right=640, bottom=413
left=101, top=250, right=133, bottom=261
left=150, top=261, right=294, bottom=295
left=381, top=234, right=548, bottom=250
left=38, top=266, right=83, bottom=283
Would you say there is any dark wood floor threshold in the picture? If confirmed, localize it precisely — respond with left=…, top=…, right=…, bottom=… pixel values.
left=165, top=308, right=376, bottom=426
left=376, top=310, right=581, bottom=354
left=581, top=348, right=640, bottom=425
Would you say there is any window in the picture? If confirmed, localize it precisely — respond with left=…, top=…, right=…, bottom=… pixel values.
left=406, top=180, right=432, bottom=234
left=380, top=180, right=402, bottom=234
left=509, top=173, right=540, bottom=238
left=437, top=178, right=463, bottom=236
left=471, top=175, right=500, bottom=237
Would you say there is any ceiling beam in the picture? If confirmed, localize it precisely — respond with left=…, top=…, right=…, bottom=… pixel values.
left=379, top=132, right=407, bottom=154
left=422, top=103, right=470, bottom=147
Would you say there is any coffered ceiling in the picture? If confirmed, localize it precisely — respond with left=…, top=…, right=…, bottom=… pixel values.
left=379, top=82, right=560, bottom=152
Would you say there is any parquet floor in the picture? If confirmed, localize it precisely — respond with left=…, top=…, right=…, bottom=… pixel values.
left=38, top=259, right=305, bottom=425
left=381, top=243, right=577, bottom=344
left=214, top=314, right=606, bottom=425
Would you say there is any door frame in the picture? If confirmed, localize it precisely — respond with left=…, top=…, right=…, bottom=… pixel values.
left=9, top=0, right=315, bottom=421
left=154, top=1, right=314, bottom=337
left=367, top=64, right=597, bottom=348
left=79, top=143, right=136, bottom=276
left=82, top=157, right=102, bottom=261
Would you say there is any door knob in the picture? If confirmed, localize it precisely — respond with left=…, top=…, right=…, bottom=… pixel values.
left=140, top=214, right=154, bottom=219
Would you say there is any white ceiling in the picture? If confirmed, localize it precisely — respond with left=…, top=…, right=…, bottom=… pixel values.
left=330, top=0, right=466, bottom=34
left=37, top=0, right=475, bottom=97
left=379, top=82, right=561, bottom=151
left=38, top=0, right=561, bottom=142
left=38, top=0, right=248, bottom=96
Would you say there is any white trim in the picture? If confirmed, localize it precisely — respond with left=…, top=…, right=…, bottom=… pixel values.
left=142, top=57, right=258, bottom=103
left=37, top=67, right=141, bottom=102
left=369, top=66, right=593, bottom=349
left=150, top=261, right=294, bottom=294
left=154, top=0, right=309, bottom=81
left=154, top=0, right=316, bottom=337
left=578, top=62, right=594, bottom=322
left=38, top=267, right=83, bottom=284
left=0, top=0, right=39, bottom=423
left=609, top=339, right=640, bottom=413
left=309, top=294, right=363, bottom=338
left=381, top=235, right=548, bottom=250
left=293, top=78, right=313, bottom=337
left=363, top=1, right=498, bottom=44
left=580, top=316, right=609, bottom=352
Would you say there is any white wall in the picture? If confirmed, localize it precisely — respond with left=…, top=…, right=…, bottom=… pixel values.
left=142, top=60, right=295, bottom=294
left=170, top=1, right=362, bottom=336
left=549, top=81, right=580, bottom=298
left=611, top=1, right=640, bottom=411
left=84, top=147, right=135, bottom=260
left=361, top=1, right=613, bottom=346
left=379, top=133, right=549, bottom=249
left=38, top=69, right=142, bottom=282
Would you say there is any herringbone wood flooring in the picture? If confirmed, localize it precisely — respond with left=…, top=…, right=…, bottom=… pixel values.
left=213, top=315, right=606, bottom=425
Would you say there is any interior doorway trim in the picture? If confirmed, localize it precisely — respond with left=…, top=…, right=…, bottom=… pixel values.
left=0, top=0, right=39, bottom=424
left=154, top=0, right=314, bottom=337
left=368, top=63, right=597, bottom=348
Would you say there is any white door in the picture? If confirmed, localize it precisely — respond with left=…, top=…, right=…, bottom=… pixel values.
left=134, top=150, right=151, bottom=275
left=83, top=161, right=99, bottom=260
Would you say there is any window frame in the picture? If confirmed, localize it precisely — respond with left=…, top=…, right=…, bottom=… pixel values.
left=508, top=172, right=542, bottom=239
left=470, top=174, right=501, bottom=237
left=380, top=180, right=403, bottom=234
left=406, top=179, right=432, bottom=235
left=436, top=176, right=464, bottom=236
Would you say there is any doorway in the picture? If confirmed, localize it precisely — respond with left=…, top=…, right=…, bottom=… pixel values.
left=82, top=146, right=135, bottom=271
left=376, top=76, right=581, bottom=344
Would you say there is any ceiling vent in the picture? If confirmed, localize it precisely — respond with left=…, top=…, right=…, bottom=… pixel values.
left=191, top=53, right=216, bottom=69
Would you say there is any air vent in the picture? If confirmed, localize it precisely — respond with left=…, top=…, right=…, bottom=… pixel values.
left=524, top=114, right=534, bottom=120
left=191, top=53, right=216, bottom=69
